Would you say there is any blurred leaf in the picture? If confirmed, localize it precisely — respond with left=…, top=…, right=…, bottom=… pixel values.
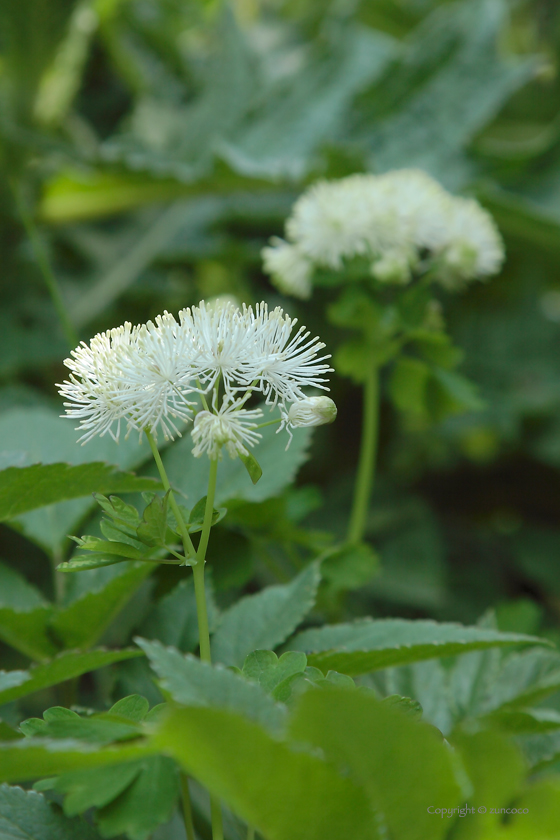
left=290, top=687, right=463, bottom=840
left=0, top=561, right=57, bottom=660
left=242, top=650, right=308, bottom=700
left=140, top=576, right=219, bottom=653
left=212, top=562, right=321, bottom=667
left=0, top=783, right=102, bottom=840
left=0, top=462, right=161, bottom=521
left=154, top=705, right=378, bottom=840
left=321, top=542, right=379, bottom=591
left=291, top=619, right=547, bottom=675
left=389, top=357, right=430, bottom=416
left=50, top=562, right=153, bottom=649
left=137, top=638, right=285, bottom=735
left=0, top=648, right=144, bottom=706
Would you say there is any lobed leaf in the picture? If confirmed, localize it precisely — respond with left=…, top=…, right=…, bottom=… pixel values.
left=0, top=784, right=102, bottom=840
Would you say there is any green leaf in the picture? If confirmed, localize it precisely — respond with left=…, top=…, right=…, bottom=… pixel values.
left=136, top=492, right=169, bottom=547
left=389, top=357, right=430, bottom=416
left=186, top=496, right=227, bottom=533
left=0, top=561, right=57, bottom=660
left=93, top=494, right=140, bottom=528
left=487, top=707, right=560, bottom=734
left=238, top=450, right=263, bottom=484
left=161, top=416, right=312, bottom=506
left=0, top=648, right=144, bottom=706
left=109, top=694, right=150, bottom=723
left=289, top=688, right=463, bottom=840
left=0, top=738, right=154, bottom=784
left=321, top=543, right=379, bottom=591
left=291, top=619, right=548, bottom=675
left=56, top=554, right=130, bottom=573
left=70, top=536, right=155, bottom=561
left=0, top=784, right=102, bottom=840
left=153, top=705, right=378, bottom=840
left=242, top=650, right=308, bottom=701
left=0, top=463, right=161, bottom=521
left=49, top=562, right=154, bottom=650
left=21, top=713, right=141, bottom=745
left=56, top=763, right=142, bottom=816
left=212, top=562, right=321, bottom=667
left=481, top=648, right=560, bottom=711
left=427, top=367, right=484, bottom=420
left=137, top=638, right=285, bottom=734
left=92, top=756, right=179, bottom=840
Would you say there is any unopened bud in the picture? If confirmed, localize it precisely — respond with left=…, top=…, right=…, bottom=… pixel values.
left=288, top=396, right=337, bottom=428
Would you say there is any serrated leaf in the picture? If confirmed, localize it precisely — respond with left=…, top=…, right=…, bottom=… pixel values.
left=49, top=563, right=153, bottom=650
left=137, top=638, right=285, bottom=734
left=71, top=536, right=154, bottom=561
left=321, top=543, right=379, bottom=591
left=0, top=463, right=161, bottom=521
left=153, top=705, right=378, bottom=840
left=57, top=554, right=130, bottom=573
left=291, top=619, right=548, bottom=675
left=136, top=492, right=169, bottom=547
left=93, top=494, right=141, bottom=528
left=0, top=784, right=102, bottom=840
left=186, top=496, right=227, bottom=533
left=0, top=648, right=144, bottom=706
left=212, top=562, right=321, bottom=667
left=21, top=713, right=141, bottom=745
left=94, top=756, right=179, bottom=840
left=57, top=763, right=142, bottom=816
left=109, top=695, right=150, bottom=723
left=289, top=688, right=463, bottom=840
left=161, top=416, right=313, bottom=506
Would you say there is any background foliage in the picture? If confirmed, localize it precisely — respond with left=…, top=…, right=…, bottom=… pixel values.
left=3, top=0, right=560, bottom=838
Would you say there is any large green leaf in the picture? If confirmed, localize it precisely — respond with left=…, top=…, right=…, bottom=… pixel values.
left=363, top=0, right=536, bottom=182
left=140, top=576, right=219, bottom=653
left=212, top=562, right=321, bottom=667
left=0, top=739, right=154, bottom=784
left=0, top=561, right=57, bottom=661
left=0, top=407, right=153, bottom=553
left=0, top=463, right=161, bottom=521
left=154, top=705, right=378, bottom=840
left=137, top=638, right=284, bottom=734
left=0, top=648, right=144, bottom=706
left=161, top=419, right=313, bottom=506
left=291, top=619, right=547, bottom=675
left=290, top=688, right=464, bottom=840
left=50, top=562, right=153, bottom=650
left=0, top=784, right=102, bottom=840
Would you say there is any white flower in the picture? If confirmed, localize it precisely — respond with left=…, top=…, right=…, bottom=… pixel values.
left=59, top=301, right=334, bottom=447
left=113, top=312, right=198, bottom=441
left=58, top=323, right=139, bottom=444
left=191, top=399, right=263, bottom=460
left=261, top=237, right=313, bottom=299
left=179, top=301, right=256, bottom=397
left=287, top=396, right=337, bottom=427
left=262, top=169, right=504, bottom=294
left=248, top=304, right=333, bottom=407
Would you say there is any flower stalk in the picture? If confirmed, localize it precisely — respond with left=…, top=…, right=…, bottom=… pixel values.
left=347, top=365, right=380, bottom=545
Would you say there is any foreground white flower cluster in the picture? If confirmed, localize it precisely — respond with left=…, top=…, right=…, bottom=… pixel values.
left=58, top=301, right=335, bottom=456
left=262, top=169, right=505, bottom=298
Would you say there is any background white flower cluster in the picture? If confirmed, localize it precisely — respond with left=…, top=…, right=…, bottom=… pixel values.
left=262, top=169, right=505, bottom=298
left=58, top=301, right=334, bottom=457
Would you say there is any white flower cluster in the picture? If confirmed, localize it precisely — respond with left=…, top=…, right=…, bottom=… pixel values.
left=262, top=169, right=505, bottom=298
left=58, top=301, right=336, bottom=457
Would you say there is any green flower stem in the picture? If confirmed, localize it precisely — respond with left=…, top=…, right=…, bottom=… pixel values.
left=347, top=365, right=380, bottom=544
left=193, top=456, right=224, bottom=840
left=144, top=430, right=196, bottom=561
left=146, top=435, right=223, bottom=840
left=12, top=183, right=78, bottom=349
left=180, top=774, right=196, bottom=840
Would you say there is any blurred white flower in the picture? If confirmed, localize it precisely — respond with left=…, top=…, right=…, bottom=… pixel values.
left=262, top=169, right=505, bottom=294
left=191, top=399, right=263, bottom=460
left=261, top=237, right=313, bottom=299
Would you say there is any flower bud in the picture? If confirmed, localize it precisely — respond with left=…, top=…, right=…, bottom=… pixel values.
left=287, top=396, right=337, bottom=428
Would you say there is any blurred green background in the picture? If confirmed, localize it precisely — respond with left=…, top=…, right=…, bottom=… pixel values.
left=2, top=0, right=560, bottom=644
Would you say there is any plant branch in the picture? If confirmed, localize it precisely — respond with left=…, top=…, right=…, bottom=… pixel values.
left=347, top=365, right=380, bottom=544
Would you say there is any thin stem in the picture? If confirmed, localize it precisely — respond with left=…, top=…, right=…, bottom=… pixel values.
left=144, top=430, right=197, bottom=561
left=347, top=365, right=380, bottom=544
left=255, top=417, right=282, bottom=430
left=193, top=457, right=224, bottom=840
left=180, top=774, right=196, bottom=840
left=12, top=183, right=78, bottom=348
